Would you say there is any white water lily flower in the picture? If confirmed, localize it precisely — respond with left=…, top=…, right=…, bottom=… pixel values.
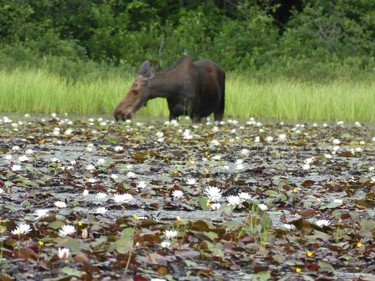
left=210, top=203, right=221, bottom=210
left=87, top=178, right=97, bottom=183
left=205, top=186, right=222, bottom=202
left=227, top=195, right=241, bottom=207
left=236, top=163, right=245, bottom=170
left=11, top=164, right=22, bottom=171
left=96, top=192, right=107, bottom=200
left=183, top=129, right=193, bottom=139
left=137, top=181, right=147, bottom=188
left=0, top=188, right=4, bottom=194
left=25, top=149, right=34, bottom=154
left=164, top=230, right=178, bottom=240
left=241, top=149, right=250, bottom=156
left=82, top=190, right=89, bottom=196
left=333, top=139, right=341, bottom=145
left=97, top=158, right=106, bottom=165
left=127, top=171, right=136, bottom=178
left=11, top=223, right=31, bottom=235
left=265, top=136, right=274, bottom=143
left=111, top=174, right=118, bottom=180
left=54, top=201, right=67, bottom=208
left=254, top=136, right=260, bottom=143
left=281, top=224, right=296, bottom=230
left=302, top=163, right=311, bottom=170
left=86, top=164, right=95, bottom=171
left=95, top=207, right=108, bottom=214
left=114, top=146, right=124, bottom=152
left=371, top=176, right=375, bottom=183
left=59, top=225, right=76, bottom=237
left=57, top=248, right=70, bottom=259
left=64, top=128, right=73, bottom=135
left=5, top=155, right=12, bottom=160
left=238, top=192, right=252, bottom=201
left=18, top=155, right=29, bottom=162
left=113, top=193, right=133, bottom=203
left=278, top=134, right=287, bottom=141
left=211, top=139, right=220, bottom=146
left=160, top=241, right=171, bottom=248
left=12, top=145, right=20, bottom=151
left=315, top=219, right=330, bottom=227
left=34, top=209, right=49, bottom=220
left=186, top=178, right=196, bottom=185
left=172, top=190, right=184, bottom=199
left=333, top=199, right=343, bottom=205
left=156, top=131, right=164, bottom=138
left=258, top=203, right=268, bottom=211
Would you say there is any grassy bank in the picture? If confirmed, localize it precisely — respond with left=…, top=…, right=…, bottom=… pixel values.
left=0, top=68, right=374, bottom=122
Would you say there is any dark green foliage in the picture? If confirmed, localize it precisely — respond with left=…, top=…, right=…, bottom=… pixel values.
left=0, top=0, right=373, bottom=81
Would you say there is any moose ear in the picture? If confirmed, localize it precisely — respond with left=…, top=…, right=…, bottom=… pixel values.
left=139, top=60, right=154, bottom=79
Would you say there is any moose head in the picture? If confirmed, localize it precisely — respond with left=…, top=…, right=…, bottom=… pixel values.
left=113, top=60, right=154, bottom=121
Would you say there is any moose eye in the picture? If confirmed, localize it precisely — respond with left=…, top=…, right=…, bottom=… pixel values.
left=132, top=90, right=138, bottom=95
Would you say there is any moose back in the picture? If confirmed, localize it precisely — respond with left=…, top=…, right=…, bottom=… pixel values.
left=113, top=56, right=225, bottom=122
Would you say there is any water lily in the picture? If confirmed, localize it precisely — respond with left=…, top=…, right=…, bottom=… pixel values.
left=86, top=164, right=95, bottom=171
left=113, top=193, right=133, bottom=203
left=226, top=195, right=241, bottom=207
left=205, top=186, right=222, bottom=202
left=96, top=192, right=107, bottom=200
left=238, top=192, right=252, bottom=201
left=160, top=241, right=171, bottom=248
left=54, top=201, right=67, bottom=208
left=315, top=219, right=330, bottom=227
left=172, top=190, right=184, bottom=199
left=302, top=163, right=311, bottom=170
left=59, top=225, right=76, bottom=237
left=278, top=134, right=287, bottom=141
left=164, top=230, right=178, bottom=240
left=281, top=224, right=296, bottom=230
left=97, top=158, right=106, bottom=165
left=34, top=209, right=49, bottom=220
left=127, top=171, right=136, bottom=178
left=18, top=155, right=29, bottom=162
left=210, top=203, right=221, bottom=210
left=64, top=128, right=73, bottom=135
left=95, top=207, right=108, bottom=214
left=241, top=149, right=249, bottom=156
left=137, top=181, right=147, bottom=188
left=258, top=203, right=268, bottom=211
left=333, top=139, right=341, bottom=145
left=11, top=223, right=31, bottom=235
left=265, top=136, right=274, bottom=143
left=114, top=146, right=124, bottom=152
left=57, top=248, right=70, bottom=259
left=12, top=145, right=20, bottom=151
left=11, top=164, right=22, bottom=171
left=82, top=190, right=89, bottom=196
left=186, top=178, right=196, bottom=185
left=183, top=129, right=193, bottom=139
left=0, top=188, right=4, bottom=194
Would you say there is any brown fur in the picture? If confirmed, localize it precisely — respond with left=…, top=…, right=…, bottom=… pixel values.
left=114, top=56, right=225, bottom=122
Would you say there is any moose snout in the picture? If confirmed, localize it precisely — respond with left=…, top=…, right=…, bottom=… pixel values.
left=114, top=110, right=132, bottom=121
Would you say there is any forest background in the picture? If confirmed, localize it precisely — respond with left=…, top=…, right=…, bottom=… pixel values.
left=0, top=0, right=374, bottom=120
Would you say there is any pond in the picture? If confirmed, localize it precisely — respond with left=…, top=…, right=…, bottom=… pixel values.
left=0, top=114, right=374, bottom=280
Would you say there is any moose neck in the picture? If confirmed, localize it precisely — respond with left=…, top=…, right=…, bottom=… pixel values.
left=147, top=72, right=179, bottom=99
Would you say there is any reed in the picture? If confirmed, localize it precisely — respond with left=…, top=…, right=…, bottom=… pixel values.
left=0, top=68, right=374, bottom=122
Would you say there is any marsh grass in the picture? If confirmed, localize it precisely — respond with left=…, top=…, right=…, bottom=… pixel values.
left=1, top=68, right=374, bottom=122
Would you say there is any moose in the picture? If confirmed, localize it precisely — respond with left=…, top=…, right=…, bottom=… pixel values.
left=113, top=56, right=225, bottom=123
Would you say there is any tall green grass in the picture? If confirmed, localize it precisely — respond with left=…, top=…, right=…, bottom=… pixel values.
left=0, top=68, right=374, bottom=122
